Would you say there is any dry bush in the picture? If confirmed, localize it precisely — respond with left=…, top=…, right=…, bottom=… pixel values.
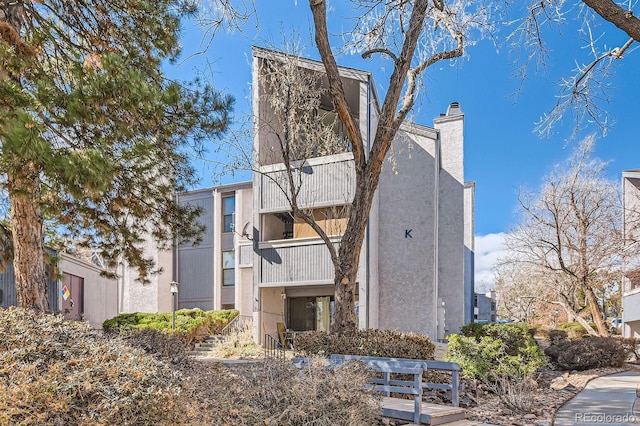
left=178, top=358, right=381, bottom=425
left=547, top=329, right=568, bottom=345
left=120, top=328, right=190, bottom=364
left=210, top=326, right=263, bottom=359
left=621, top=338, right=640, bottom=362
left=294, top=329, right=435, bottom=360
left=1, top=307, right=381, bottom=425
left=486, top=376, right=538, bottom=414
left=544, top=337, right=627, bottom=370
left=0, top=307, right=186, bottom=425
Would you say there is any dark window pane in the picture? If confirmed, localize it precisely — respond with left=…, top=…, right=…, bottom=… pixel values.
left=224, top=215, right=234, bottom=232
left=223, top=269, right=235, bottom=286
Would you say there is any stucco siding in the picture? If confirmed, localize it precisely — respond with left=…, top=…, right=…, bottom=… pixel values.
left=59, top=253, right=118, bottom=328
left=377, top=128, right=438, bottom=337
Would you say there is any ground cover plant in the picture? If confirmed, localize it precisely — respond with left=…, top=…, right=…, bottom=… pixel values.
left=103, top=308, right=238, bottom=344
left=1, top=307, right=381, bottom=425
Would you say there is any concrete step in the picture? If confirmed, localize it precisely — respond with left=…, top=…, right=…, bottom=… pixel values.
left=193, top=345, right=217, bottom=351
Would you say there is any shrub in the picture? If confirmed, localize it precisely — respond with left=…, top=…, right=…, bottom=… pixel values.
left=1, top=307, right=381, bottom=426
left=547, top=329, right=568, bottom=345
left=460, top=322, right=533, bottom=357
left=120, top=328, right=190, bottom=364
left=294, top=329, right=435, bottom=360
left=103, top=308, right=239, bottom=344
left=544, top=337, right=627, bottom=370
left=557, top=321, right=594, bottom=339
left=447, top=323, right=545, bottom=383
left=179, top=358, right=380, bottom=425
left=621, top=338, right=640, bottom=361
left=0, top=307, right=186, bottom=425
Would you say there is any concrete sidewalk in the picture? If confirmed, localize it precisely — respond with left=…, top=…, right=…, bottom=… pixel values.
left=554, top=370, right=640, bottom=425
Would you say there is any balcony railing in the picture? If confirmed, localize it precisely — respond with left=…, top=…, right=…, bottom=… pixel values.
left=258, top=153, right=356, bottom=213
left=258, top=238, right=340, bottom=286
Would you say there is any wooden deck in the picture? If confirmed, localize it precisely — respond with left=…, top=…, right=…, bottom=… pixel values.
left=382, top=397, right=467, bottom=425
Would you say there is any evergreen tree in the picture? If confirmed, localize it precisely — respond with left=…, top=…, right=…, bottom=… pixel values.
left=0, top=1, right=232, bottom=311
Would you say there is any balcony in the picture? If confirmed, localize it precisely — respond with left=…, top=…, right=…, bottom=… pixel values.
left=258, top=237, right=340, bottom=287
left=258, top=153, right=356, bottom=213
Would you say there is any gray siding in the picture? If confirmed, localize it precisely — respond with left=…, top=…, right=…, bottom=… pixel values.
left=177, top=249, right=213, bottom=309
left=259, top=156, right=356, bottom=212
left=0, top=262, right=59, bottom=311
left=259, top=242, right=337, bottom=286
left=178, top=190, right=215, bottom=310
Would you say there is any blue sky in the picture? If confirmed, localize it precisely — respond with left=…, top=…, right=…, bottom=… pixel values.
left=168, top=2, right=640, bottom=290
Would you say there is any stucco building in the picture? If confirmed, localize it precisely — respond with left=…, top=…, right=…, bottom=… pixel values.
left=164, top=48, right=475, bottom=342
left=622, top=169, right=640, bottom=337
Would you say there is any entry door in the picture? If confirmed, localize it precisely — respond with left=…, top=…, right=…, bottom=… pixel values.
left=61, top=273, right=84, bottom=320
left=289, top=297, right=315, bottom=331
left=288, top=296, right=334, bottom=332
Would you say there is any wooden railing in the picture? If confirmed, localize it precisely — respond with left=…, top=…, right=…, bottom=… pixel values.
left=329, top=354, right=461, bottom=407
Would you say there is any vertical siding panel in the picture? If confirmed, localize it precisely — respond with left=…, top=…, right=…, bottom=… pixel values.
left=178, top=190, right=215, bottom=310
left=0, top=262, right=58, bottom=311
left=260, top=159, right=356, bottom=212
left=0, top=264, right=16, bottom=308
left=259, top=242, right=339, bottom=285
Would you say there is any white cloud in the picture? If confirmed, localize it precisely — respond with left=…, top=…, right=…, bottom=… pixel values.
left=474, top=233, right=507, bottom=292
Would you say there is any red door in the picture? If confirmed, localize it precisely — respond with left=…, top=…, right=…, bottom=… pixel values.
left=61, top=273, right=84, bottom=320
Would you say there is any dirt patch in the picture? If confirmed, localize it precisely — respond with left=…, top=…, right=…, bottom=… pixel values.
left=465, top=366, right=631, bottom=425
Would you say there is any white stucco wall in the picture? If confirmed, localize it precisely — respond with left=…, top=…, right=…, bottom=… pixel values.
left=433, top=105, right=465, bottom=335
left=377, top=125, right=439, bottom=338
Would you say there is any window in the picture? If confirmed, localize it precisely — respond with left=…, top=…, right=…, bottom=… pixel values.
left=222, top=250, right=235, bottom=286
left=222, top=196, right=235, bottom=233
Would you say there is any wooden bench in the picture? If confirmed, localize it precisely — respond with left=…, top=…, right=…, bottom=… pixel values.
left=328, top=354, right=464, bottom=425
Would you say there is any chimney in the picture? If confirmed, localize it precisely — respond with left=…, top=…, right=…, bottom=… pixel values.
left=446, top=101, right=461, bottom=116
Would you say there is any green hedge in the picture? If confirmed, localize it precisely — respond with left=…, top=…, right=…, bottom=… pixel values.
left=103, top=309, right=238, bottom=343
left=446, top=323, right=545, bottom=382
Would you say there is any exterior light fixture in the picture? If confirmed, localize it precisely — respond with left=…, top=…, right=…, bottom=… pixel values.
left=169, top=281, right=180, bottom=330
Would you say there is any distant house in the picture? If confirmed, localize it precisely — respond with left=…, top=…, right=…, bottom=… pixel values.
left=622, top=170, right=640, bottom=337
left=1, top=252, right=117, bottom=329
left=474, top=291, right=496, bottom=323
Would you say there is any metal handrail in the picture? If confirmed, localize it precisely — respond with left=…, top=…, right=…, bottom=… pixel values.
left=264, top=333, right=285, bottom=359
left=221, top=314, right=253, bottom=337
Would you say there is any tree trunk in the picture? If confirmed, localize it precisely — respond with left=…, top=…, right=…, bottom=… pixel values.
left=583, top=285, right=609, bottom=336
left=554, top=300, right=599, bottom=336
left=330, top=197, right=365, bottom=335
left=332, top=271, right=358, bottom=335
left=8, top=165, right=49, bottom=312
